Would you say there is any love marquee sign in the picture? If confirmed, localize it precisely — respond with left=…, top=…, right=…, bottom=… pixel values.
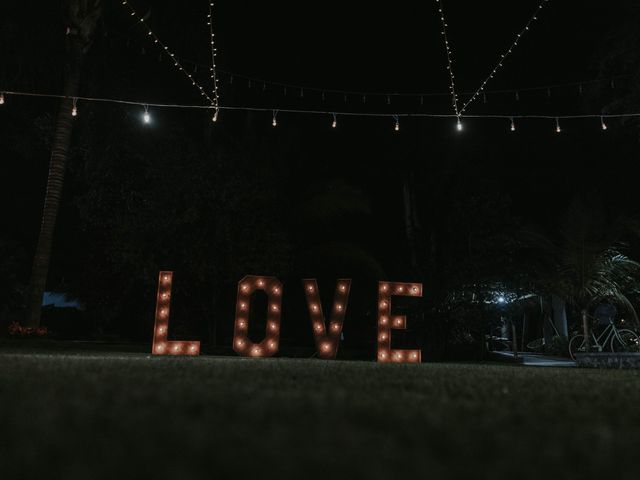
left=152, top=272, right=424, bottom=363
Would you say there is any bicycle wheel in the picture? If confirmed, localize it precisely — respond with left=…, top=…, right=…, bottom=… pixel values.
left=568, top=335, right=587, bottom=360
left=610, top=329, right=640, bottom=353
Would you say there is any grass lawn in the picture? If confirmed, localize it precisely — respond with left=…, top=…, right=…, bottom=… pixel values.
left=1, top=351, right=639, bottom=480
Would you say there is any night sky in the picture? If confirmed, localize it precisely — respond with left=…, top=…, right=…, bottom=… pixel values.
left=5, top=0, right=631, bottom=212
left=1, top=0, right=639, bottom=344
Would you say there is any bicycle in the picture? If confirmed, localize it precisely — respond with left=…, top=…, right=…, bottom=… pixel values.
left=568, top=320, right=640, bottom=360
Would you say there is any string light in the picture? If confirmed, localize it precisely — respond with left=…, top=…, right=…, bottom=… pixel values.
left=456, top=117, right=463, bottom=132
left=510, top=117, right=516, bottom=131
left=394, top=115, right=400, bottom=132
left=555, top=117, right=561, bottom=133
left=0, top=92, right=5, bottom=105
left=272, top=109, right=278, bottom=127
left=332, top=113, right=337, bottom=128
left=119, top=0, right=215, bottom=107
left=2, top=89, right=639, bottom=132
left=143, top=105, right=151, bottom=124
left=436, top=0, right=461, bottom=120
left=461, top=0, right=551, bottom=114
left=71, top=98, right=78, bottom=117
left=601, top=116, right=607, bottom=131
left=207, top=1, right=221, bottom=120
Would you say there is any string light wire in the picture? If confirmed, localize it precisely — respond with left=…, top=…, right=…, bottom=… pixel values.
left=2, top=89, right=639, bottom=125
left=120, top=0, right=215, bottom=106
left=110, top=0, right=629, bottom=113
left=175, top=62, right=630, bottom=102
left=206, top=1, right=221, bottom=118
left=436, top=0, right=461, bottom=118
left=460, top=0, right=551, bottom=114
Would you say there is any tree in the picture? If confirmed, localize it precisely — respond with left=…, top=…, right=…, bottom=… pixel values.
left=25, top=0, right=102, bottom=328
left=522, top=197, right=640, bottom=332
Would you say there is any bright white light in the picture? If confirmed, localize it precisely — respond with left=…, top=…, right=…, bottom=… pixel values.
left=456, top=118, right=463, bottom=131
left=497, top=296, right=506, bottom=304
left=143, top=111, right=151, bottom=124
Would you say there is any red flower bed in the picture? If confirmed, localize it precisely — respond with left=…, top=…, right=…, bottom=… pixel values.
left=8, top=322, right=48, bottom=337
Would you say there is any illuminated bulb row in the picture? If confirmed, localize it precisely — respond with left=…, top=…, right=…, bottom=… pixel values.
left=155, top=342, right=198, bottom=354
left=377, top=350, right=420, bottom=363
left=207, top=1, right=221, bottom=121
left=155, top=273, right=173, bottom=342
left=446, top=117, right=611, bottom=134
left=436, top=0, right=461, bottom=118
left=461, top=0, right=550, bottom=114
left=120, top=1, right=215, bottom=107
left=552, top=117, right=610, bottom=133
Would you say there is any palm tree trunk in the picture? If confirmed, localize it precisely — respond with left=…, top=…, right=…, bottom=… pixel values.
left=25, top=2, right=101, bottom=328
left=402, top=174, right=419, bottom=271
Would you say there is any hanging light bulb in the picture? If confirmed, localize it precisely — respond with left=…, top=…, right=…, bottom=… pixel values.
left=71, top=98, right=78, bottom=117
left=143, top=106, right=151, bottom=124
left=456, top=117, right=463, bottom=131
left=601, top=116, right=607, bottom=131
left=510, top=117, right=516, bottom=132
left=555, top=118, right=561, bottom=133
left=272, top=110, right=278, bottom=127
left=0, top=92, right=5, bottom=105
left=212, top=108, right=219, bottom=123
left=394, top=116, right=400, bottom=132
left=331, top=113, right=337, bottom=128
